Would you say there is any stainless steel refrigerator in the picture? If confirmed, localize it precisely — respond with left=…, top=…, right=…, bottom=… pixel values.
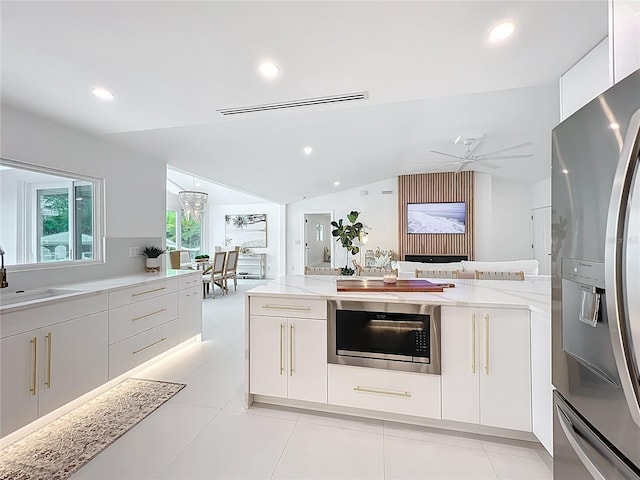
left=552, top=68, right=640, bottom=479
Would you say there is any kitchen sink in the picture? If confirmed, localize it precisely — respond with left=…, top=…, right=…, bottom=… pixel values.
left=0, top=288, right=81, bottom=307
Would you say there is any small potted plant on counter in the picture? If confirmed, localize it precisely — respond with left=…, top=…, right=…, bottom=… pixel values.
left=142, top=246, right=166, bottom=273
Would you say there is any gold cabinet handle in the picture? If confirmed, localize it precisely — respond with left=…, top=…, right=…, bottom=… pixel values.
left=132, top=337, right=167, bottom=355
left=471, top=313, right=476, bottom=374
left=289, top=324, right=294, bottom=376
left=279, top=323, right=284, bottom=375
left=484, top=314, right=490, bottom=375
left=45, top=332, right=52, bottom=388
left=261, top=304, right=311, bottom=312
left=132, top=308, right=167, bottom=322
left=353, top=386, right=412, bottom=398
left=30, top=337, right=37, bottom=395
left=132, top=286, right=167, bottom=297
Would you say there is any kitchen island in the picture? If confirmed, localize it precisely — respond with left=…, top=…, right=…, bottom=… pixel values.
left=245, top=274, right=552, bottom=453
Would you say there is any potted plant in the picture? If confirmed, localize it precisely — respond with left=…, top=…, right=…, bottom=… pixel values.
left=330, top=211, right=364, bottom=275
left=194, top=254, right=210, bottom=263
left=141, top=245, right=166, bottom=272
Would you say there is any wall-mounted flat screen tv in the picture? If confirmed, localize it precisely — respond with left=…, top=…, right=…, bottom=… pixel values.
left=407, top=202, right=466, bottom=234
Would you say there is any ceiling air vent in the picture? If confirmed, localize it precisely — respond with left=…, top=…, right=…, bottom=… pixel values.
left=217, top=91, right=369, bottom=116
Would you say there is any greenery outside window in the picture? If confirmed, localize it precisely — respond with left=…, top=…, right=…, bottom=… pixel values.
left=0, top=158, right=104, bottom=268
left=166, top=209, right=202, bottom=257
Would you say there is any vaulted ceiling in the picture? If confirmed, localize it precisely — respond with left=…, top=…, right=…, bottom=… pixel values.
left=1, top=1, right=608, bottom=203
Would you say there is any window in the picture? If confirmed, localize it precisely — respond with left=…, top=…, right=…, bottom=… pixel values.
left=166, top=209, right=202, bottom=256
left=0, top=158, right=104, bottom=268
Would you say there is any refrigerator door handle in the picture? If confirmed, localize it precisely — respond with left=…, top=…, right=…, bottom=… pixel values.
left=556, top=405, right=607, bottom=480
left=605, top=107, right=640, bottom=428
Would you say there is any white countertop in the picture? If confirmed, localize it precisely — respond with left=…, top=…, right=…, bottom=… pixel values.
left=0, top=269, right=200, bottom=313
left=247, top=275, right=551, bottom=314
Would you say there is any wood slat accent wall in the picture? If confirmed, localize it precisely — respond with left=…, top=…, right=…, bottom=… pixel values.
left=398, top=171, right=474, bottom=260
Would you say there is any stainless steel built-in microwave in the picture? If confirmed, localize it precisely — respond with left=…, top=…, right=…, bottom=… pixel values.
left=328, top=301, right=441, bottom=375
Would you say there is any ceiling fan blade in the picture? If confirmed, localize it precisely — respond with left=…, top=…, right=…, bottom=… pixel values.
left=477, top=141, right=533, bottom=157
left=454, top=162, right=468, bottom=174
left=430, top=150, right=466, bottom=160
left=477, top=154, right=534, bottom=160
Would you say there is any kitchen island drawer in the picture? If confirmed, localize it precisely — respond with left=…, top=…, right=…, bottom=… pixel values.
left=328, top=364, right=441, bottom=419
left=108, top=320, right=178, bottom=379
left=178, top=272, right=202, bottom=291
left=109, top=294, right=177, bottom=344
left=250, top=296, right=327, bottom=319
left=109, top=278, right=177, bottom=308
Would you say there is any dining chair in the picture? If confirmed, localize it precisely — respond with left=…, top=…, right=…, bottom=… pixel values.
left=223, top=249, right=239, bottom=292
left=475, top=270, right=525, bottom=280
left=202, top=251, right=227, bottom=298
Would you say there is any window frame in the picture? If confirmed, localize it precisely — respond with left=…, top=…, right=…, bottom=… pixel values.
left=1, top=157, right=105, bottom=271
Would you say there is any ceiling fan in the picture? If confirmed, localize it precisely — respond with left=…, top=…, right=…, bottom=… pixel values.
left=426, top=135, right=533, bottom=173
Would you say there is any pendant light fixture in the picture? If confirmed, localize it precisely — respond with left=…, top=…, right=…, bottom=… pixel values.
left=168, top=177, right=208, bottom=221
left=179, top=190, right=208, bottom=220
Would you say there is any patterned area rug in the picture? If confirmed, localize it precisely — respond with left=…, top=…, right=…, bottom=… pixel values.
left=0, top=378, right=185, bottom=480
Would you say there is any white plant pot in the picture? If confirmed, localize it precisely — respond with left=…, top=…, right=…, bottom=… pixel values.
left=145, top=257, right=161, bottom=272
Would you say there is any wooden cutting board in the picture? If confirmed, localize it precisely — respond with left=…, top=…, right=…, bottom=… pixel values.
left=336, top=279, right=454, bottom=292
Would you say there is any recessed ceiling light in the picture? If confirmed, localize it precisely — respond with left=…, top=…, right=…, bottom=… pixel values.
left=92, top=87, right=115, bottom=100
left=488, top=22, right=515, bottom=43
left=259, top=62, right=279, bottom=78
left=334, top=181, right=340, bottom=187
left=303, top=146, right=313, bottom=155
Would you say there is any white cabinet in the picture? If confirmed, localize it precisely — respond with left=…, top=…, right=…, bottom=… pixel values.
left=38, top=312, right=109, bottom=416
left=531, top=309, right=552, bottom=454
left=238, top=254, right=266, bottom=279
left=328, top=364, right=441, bottom=419
left=0, top=307, right=108, bottom=437
left=441, top=306, right=531, bottom=432
left=177, top=272, right=202, bottom=343
left=1, top=331, right=39, bottom=436
left=249, top=296, right=327, bottom=403
left=108, top=278, right=181, bottom=379
left=178, top=285, right=202, bottom=343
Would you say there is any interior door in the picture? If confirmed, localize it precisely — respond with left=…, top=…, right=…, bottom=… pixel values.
left=532, top=206, right=551, bottom=275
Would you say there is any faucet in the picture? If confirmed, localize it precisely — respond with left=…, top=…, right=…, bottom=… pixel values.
left=0, top=245, right=7, bottom=288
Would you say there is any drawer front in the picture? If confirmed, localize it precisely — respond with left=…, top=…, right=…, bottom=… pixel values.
left=109, top=278, right=177, bottom=308
left=109, top=294, right=178, bottom=344
left=108, top=320, right=178, bottom=379
left=1, top=292, right=108, bottom=339
left=250, top=296, right=327, bottom=319
left=328, top=364, right=441, bottom=419
left=178, top=273, right=202, bottom=291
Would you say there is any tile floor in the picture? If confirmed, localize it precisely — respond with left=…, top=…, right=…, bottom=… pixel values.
left=71, top=279, right=552, bottom=480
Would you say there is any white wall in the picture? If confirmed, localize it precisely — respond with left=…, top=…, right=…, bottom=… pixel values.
left=209, top=202, right=284, bottom=279
left=474, top=173, right=493, bottom=261
left=610, top=0, right=640, bottom=83
left=287, top=178, right=398, bottom=274
left=488, top=180, right=534, bottom=261
left=559, top=38, right=611, bottom=120
left=530, top=178, right=551, bottom=209
left=1, top=105, right=167, bottom=290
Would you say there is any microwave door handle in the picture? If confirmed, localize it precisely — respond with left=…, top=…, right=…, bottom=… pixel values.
left=605, top=107, right=640, bottom=429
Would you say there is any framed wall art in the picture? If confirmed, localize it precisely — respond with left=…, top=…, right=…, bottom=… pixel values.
left=225, top=214, right=267, bottom=247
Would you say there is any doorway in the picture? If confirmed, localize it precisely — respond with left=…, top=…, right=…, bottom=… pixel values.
left=303, top=212, right=333, bottom=270
left=531, top=206, right=551, bottom=275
